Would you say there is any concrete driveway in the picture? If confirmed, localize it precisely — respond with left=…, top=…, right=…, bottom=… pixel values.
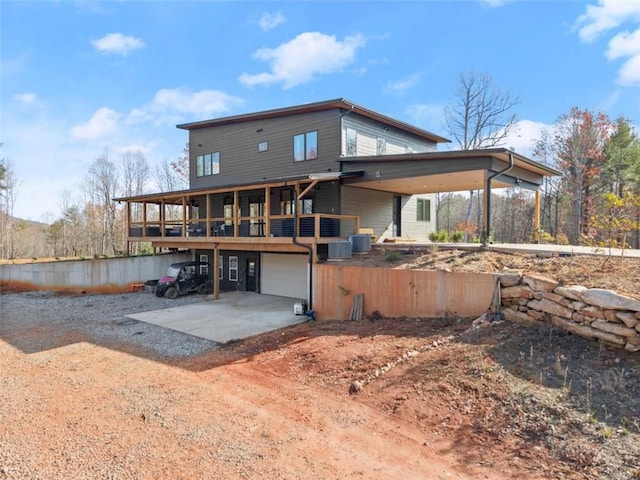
left=126, top=292, right=308, bottom=343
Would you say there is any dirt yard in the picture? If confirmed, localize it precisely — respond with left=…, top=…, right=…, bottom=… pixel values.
left=1, top=248, right=640, bottom=479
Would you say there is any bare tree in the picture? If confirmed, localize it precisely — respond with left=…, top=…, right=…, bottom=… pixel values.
left=84, top=149, right=120, bottom=256
left=0, top=157, right=23, bottom=259
left=444, top=72, right=519, bottom=240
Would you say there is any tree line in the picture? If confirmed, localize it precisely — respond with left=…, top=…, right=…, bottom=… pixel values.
left=0, top=144, right=188, bottom=260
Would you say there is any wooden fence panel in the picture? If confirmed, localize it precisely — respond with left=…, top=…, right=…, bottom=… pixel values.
left=313, top=265, right=496, bottom=320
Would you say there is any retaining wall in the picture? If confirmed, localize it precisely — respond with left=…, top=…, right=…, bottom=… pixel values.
left=0, top=253, right=191, bottom=294
left=499, top=272, right=640, bottom=353
left=314, top=265, right=496, bottom=320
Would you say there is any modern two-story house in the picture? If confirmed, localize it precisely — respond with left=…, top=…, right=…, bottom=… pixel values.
left=115, top=98, right=559, bottom=304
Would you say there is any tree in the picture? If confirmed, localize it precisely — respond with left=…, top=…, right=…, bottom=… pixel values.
left=601, top=118, right=640, bottom=197
left=544, top=108, right=612, bottom=244
left=84, top=149, right=120, bottom=256
left=444, top=71, right=519, bottom=240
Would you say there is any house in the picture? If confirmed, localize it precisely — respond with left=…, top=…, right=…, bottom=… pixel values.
left=115, top=98, right=559, bottom=305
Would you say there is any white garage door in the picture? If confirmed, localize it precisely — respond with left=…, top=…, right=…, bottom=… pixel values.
left=260, top=253, right=308, bottom=299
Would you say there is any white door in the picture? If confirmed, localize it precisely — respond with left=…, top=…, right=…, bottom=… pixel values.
left=260, top=253, right=308, bottom=299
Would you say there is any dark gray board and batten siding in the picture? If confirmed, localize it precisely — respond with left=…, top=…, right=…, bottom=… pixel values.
left=189, top=110, right=343, bottom=190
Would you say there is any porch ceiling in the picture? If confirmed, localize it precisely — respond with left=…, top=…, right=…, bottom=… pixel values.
left=345, top=170, right=513, bottom=195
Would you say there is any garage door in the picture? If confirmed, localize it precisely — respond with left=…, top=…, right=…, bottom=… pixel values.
left=260, top=253, right=308, bottom=299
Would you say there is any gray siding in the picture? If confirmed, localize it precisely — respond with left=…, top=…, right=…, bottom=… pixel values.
left=342, top=115, right=437, bottom=156
left=189, top=110, right=342, bottom=189
left=340, top=186, right=394, bottom=242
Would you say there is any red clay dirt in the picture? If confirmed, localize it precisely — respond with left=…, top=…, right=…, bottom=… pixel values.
left=2, top=248, right=640, bottom=479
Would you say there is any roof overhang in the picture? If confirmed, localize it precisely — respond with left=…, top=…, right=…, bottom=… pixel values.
left=177, top=98, right=450, bottom=144
left=339, top=148, right=560, bottom=194
left=113, top=171, right=364, bottom=204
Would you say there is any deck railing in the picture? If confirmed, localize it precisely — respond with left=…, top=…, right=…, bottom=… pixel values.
left=128, top=213, right=359, bottom=241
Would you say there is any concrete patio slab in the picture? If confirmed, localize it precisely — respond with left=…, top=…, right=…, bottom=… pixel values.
left=126, top=292, right=308, bottom=343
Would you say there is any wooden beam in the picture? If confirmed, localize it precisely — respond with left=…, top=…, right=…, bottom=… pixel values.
left=297, top=180, right=319, bottom=200
left=482, top=171, right=489, bottom=238
left=264, top=186, right=271, bottom=237
left=533, top=190, right=541, bottom=243
left=233, top=190, right=239, bottom=237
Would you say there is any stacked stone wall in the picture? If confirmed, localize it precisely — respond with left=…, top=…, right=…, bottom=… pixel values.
left=499, top=272, right=640, bottom=353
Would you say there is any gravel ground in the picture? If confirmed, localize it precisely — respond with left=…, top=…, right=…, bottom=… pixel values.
left=0, top=291, right=219, bottom=359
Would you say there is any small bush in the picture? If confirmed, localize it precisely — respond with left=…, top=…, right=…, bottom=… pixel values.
left=452, top=230, right=463, bottom=243
left=428, top=231, right=440, bottom=242
left=385, top=251, right=404, bottom=262
left=556, top=232, right=569, bottom=245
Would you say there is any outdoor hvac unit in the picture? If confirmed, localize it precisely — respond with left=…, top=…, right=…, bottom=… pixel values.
left=349, top=234, right=372, bottom=252
left=294, top=301, right=308, bottom=315
left=328, top=240, right=352, bottom=259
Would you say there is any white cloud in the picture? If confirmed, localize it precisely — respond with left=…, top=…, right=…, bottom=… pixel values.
left=91, top=33, right=145, bottom=56
left=617, top=54, right=640, bottom=86
left=405, top=103, right=445, bottom=134
left=13, top=93, right=37, bottom=103
left=386, top=73, right=421, bottom=93
left=70, top=107, right=121, bottom=141
left=575, top=0, right=640, bottom=42
left=607, top=28, right=640, bottom=59
left=239, top=32, right=366, bottom=89
left=478, top=0, right=516, bottom=7
left=258, top=11, right=286, bottom=31
left=501, top=119, right=552, bottom=157
left=575, top=2, right=640, bottom=87
left=128, top=88, right=244, bottom=124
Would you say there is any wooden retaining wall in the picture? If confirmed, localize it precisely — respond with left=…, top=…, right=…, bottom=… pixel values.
left=313, top=265, right=497, bottom=320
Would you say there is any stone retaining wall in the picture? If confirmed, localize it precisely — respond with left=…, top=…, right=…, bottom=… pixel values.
left=499, top=272, right=640, bottom=353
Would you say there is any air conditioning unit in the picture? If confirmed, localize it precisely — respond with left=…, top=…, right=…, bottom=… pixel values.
left=294, top=301, right=307, bottom=315
left=350, top=234, right=372, bottom=252
left=328, top=240, right=352, bottom=259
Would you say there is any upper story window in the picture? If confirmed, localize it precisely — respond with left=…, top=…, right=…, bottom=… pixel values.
left=376, top=137, right=387, bottom=155
left=293, top=131, right=318, bottom=162
left=258, top=141, right=268, bottom=152
left=196, top=152, right=220, bottom=177
left=346, top=127, right=357, bottom=156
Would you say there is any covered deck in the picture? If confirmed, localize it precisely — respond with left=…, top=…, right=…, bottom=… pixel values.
left=115, top=173, right=361, bottom=256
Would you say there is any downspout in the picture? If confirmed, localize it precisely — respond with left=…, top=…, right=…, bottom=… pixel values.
left=484, top=152, right=514, bottom=246
left=291, top=189, right=315, bottom=310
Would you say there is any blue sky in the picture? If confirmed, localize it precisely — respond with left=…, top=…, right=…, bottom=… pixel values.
left=3, top=0, right=640, bottom=221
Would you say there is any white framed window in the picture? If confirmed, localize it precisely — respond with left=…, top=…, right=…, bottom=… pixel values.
left=219, top=256, right=224, bottom=279
left=376, top=137, right=387, bottom=155
left=229, top=256, right=238, bottom=281
left=417, top=198, right=431, bottom=222
left=199, top=254, right=209, bottom=275
left=258, top=141, right=268, bottom=152
left=346, top=127, right=357, bottom=156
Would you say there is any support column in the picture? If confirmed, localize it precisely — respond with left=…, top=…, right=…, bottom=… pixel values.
left=265, top=186, right=271, bottom=237
left=533, top=190, right=541, bottom=243
left=213, top=245, right=220, bottom=300
left=482, top=171, right=490, bottom=243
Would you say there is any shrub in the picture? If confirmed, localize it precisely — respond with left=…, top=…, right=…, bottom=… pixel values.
left=428, top=231, right=440, bottom=242
left=452, top=230, right=464, bottom=243
left=385, top=251, right=403, bottom=262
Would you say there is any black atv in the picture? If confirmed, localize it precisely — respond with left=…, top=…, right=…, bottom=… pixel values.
left=154, top=261, right=213, bottom=299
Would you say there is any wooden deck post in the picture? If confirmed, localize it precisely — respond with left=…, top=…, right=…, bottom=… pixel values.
left=533, top=190, right=541, bottom=243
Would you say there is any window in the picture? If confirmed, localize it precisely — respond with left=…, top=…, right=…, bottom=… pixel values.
left=405, top=145, right=414, bottom=154
left=346, top=127, right=357, bottom=156
left=258, top=141, right=268, bottom=152
left=199, top=255, right=209, bottom=275
left=219, top=256, right=224, bottom=279
left=229, top=256, right=238, bottom=282
left=293, top=131, right=318, bottom=161
left=416, top=198, right=431, bottom=222
left=376, top=137, right=387, bottom=155
left=196, top=152, right=220, bottom=177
